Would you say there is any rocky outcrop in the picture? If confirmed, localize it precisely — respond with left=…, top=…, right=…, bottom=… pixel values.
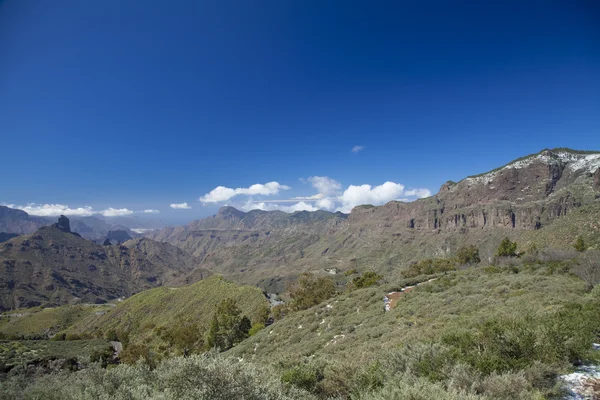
left=53, top=215, right=71, bottom=233
left=594, top=168, right=600, bottom=191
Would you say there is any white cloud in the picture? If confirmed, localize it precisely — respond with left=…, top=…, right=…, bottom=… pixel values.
left=404, top=188, right=432, bottom=198
left=241, top=201, right=319, bottom=213
left=351, top=145, right=364, bottom=153
left=6, top=203, right=134, bottom=217
left=337, top=181, right=405, bottom=213
left=198, top=176, right=430, bottom=214
left=100, top=208, right=134, bottom=217
left=170, top=202, right=191, bottom=209
left=315, top=197, right=336, bottom=211
left=308, top=176, right=342, bottom=196
left=199, top=182, right=290, bottom=204
left=143, top=209, right=160, bottom=214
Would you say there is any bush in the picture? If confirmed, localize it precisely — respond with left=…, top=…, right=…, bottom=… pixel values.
left=248, top=323, right=265, bottom=336
left=402, top=258, right=456, bottom=278
left=352, top=271, right=383, bottom=289
left=0, top=354, right=314, bottom=399
left=573, top=236, right=586, bottom=252
left=573, top=250, right=600, bottom=289
left=288, top=273, right=336, bottom=311
left=456, top=245, right=481, bottom=265
left=155, top=320, right=205, bottom=356
left=495, top=238, right=518, bottom=258
left=281, top=364, right=321, bottom=392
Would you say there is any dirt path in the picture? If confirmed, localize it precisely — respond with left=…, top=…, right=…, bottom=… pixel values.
left=384, top=278, right=437, bottom=311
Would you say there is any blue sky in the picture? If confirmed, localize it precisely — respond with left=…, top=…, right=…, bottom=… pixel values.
left=1, top=0, right=599, bottom=224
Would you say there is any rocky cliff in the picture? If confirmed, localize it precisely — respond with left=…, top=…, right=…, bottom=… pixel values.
left=146, top=149, right=600, bottom=292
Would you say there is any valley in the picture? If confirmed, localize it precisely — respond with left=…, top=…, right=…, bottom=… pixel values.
left=1, top=148, right=599, bottom=399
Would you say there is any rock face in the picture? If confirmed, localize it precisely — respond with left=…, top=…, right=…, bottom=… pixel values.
left=146, top=149, right=600, bottom=292
left=350, top=149, right=600, bottom=231
left=53, top=215, right=71, bottom=233
left=594, top=168, right=600, bottom=191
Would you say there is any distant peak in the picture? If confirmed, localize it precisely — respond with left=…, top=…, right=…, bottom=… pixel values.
left=217, top=206, right=246, bottom=219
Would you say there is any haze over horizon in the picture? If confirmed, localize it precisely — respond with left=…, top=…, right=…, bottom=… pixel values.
left=1, top=1, right=599, bottom=224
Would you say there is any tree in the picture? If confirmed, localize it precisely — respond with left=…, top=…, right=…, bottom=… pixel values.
left=456, top=245, right=481, bottom=265
left=495, top=238, right=518, bottom=257
left=288, top=273, right=336, bottom=311
left=206, top=299, right=251, bottom=351
left=156, top=320, right=205, bottom=356
left=573, top=236, right=586, bottom=252
left=352, top=271, right=383, bottom=289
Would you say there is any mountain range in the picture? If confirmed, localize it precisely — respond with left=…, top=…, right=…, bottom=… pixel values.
left=1, top=148, right=599, bottom=307
left=147, top=148, right=600, bottom=291
left=0, top=216, right=209, bottom=310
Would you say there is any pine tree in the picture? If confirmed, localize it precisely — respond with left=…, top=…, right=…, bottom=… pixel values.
left=206, top=299, right=251, bottom=351
left=496, top=238, right=518, bottom=257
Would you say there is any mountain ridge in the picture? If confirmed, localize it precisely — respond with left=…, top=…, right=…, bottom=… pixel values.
left=0, top=216, right=208, bottom=310
left=146, top=148, right=600, bottom=292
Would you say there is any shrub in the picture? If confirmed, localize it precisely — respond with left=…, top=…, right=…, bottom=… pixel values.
left=573, top=250, right=600, bottom=289
left=456, top=245, right=481, bottom=265
left=249, top=323, right=265, bottom=336
left=288, top=273, right=336, bottom=311
left=155, top=320, right=205, bottom=356
left=352, top=271, right=383, bottom=289
left=281, top=364, right=321, bottom=392
left=402, top=258, right=456, bottom=278
left=573, top=236, right=587, bottom=252
left=0, top=354, right=314, bottom=399
left=495, top=238, right=518, bottom=258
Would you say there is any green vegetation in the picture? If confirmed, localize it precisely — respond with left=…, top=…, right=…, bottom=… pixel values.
left=0, top=339, right=112, bottom=371
left=229, top=256, right=599, bottom=399
left=65, top=276, right=268, bottom=348
left=0, top=305, right=112, bottom=339
left=206, top=299, right=251, bottom=351
left=288, top=273, right=336, bottom=311
left=455, top=245, right=480, bottom=265
left=401, top=258, right=456, bottom=278
left=0, top=353, right=314, bottom=400
left=495, top=237, right=518, bottom=257
left=574, top=235, right=586, bottom=252
left=351, top=271, right=383, bottom=289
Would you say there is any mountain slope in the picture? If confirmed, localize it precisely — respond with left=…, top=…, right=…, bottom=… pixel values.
left=0, top=206, right=49, bottom=235
left=0, top=217, right=208, bottom=310
left=147, top=149, right=600, bottom=292
left=66, top=275, right=268, bottom=344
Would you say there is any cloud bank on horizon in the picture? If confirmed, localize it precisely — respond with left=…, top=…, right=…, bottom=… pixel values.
left=4, top=177, right=431, bottom=218
left=5, top=203, right=136, bottom=217
left=199, top=176, right=431, bottom=213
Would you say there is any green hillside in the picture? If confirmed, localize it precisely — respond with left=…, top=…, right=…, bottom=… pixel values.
left=66, top=276, right=269, bottom=346
left=0, top=305, right=113, bottom=339
left=228, top=261, right=600, bottom=398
